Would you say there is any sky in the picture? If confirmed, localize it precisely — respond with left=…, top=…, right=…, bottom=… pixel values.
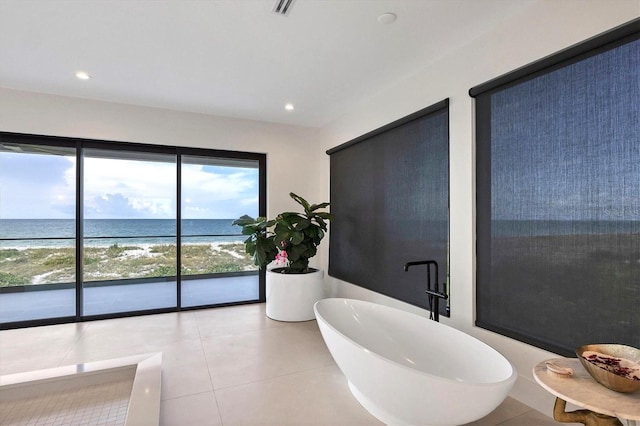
left=0, top=152, right=259, bottom=219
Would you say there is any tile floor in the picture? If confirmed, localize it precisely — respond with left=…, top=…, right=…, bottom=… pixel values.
left=0, top=303, right=564, bottom=425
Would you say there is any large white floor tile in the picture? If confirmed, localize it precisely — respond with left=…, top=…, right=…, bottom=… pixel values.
left=194, top=303, right=286, bottom=338
left=0, top=322, right=88, bottom=374
left=201, top=320, right=334, bottom=389
left=74, top=311, right=200, bottom=352
left=215, top=365, right=382, bottom=425
left=158, top=339, right=213, bottom=401
left=463, top=397, right=534, bottom=425
left=498, top=409, right=564, bottom=425
left=160, top=391, right=222, bottom=426
left=54, top=313, right=199, bottom=365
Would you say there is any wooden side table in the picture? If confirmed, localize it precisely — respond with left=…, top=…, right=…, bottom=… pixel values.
left=533, top=359, right=639, bottom=426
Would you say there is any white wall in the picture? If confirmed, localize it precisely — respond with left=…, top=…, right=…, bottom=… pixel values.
left=0, top=88, right=323, bottom=226
left=316, top=0, right=639, bottom=417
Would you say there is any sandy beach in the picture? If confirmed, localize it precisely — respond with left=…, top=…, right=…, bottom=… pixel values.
left=0, top=242, right=255, bottom=286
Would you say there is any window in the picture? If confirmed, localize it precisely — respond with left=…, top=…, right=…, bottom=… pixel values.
left=327, top=100, right=449, bottom=314
left=180, top=155, right=260, bottom=307
left=82, top=148, right=178, bottom=316
left=0, top=142, right=77, bottom=323
left=0, top=133, right=266, bottom=328
left=471, top=20, right=639, bottom=355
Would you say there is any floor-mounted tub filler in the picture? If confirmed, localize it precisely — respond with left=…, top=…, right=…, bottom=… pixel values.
left=314, top=298, right=517, bottom=426
left=0, top=352, right=162, bottom=426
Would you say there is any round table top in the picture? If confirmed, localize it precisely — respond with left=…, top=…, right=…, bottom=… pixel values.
left=533, top=358, right=640, bottom=421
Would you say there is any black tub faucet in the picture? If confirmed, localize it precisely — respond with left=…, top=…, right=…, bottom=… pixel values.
left=404, top=260, right=448, bottom=321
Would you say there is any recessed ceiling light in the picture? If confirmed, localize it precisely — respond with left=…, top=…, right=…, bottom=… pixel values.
left=285, top=103, right=294, bottom=111
left=377, top=12, right=397, bottom=24
left=75, top=71, right=90, bottom=80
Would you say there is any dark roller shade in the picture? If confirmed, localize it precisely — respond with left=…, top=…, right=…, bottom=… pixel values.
left=327, top=100, right=450, bottom=315
left=472, top=19, right=640, bottom=356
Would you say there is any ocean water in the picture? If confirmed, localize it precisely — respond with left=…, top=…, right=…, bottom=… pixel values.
left=0, top=219, right=244, bottom=248
left=3, top=219, right=638, bottom=249
left=492, top=220, right=640, bottom=238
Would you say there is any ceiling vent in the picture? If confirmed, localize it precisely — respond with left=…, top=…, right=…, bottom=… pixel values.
left=273, top=0, right=295, bottom=16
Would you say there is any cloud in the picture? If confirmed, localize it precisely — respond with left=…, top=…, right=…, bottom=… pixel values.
left=84, top=193, right=139, bottom=219
left=82, top=157, right=176, bottom=219
left=2, top=152, right=260, bottom=219
left=180, top=164, right=258, bottom=218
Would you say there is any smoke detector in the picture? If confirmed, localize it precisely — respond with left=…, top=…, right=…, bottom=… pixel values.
left=273, top=0, right=295, bottom=16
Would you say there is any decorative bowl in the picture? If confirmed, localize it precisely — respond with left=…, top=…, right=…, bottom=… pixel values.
left=575, top=344, right=640, bottom=393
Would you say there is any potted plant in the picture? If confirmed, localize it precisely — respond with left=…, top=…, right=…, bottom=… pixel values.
left=233, top=192, right=332, bottom=321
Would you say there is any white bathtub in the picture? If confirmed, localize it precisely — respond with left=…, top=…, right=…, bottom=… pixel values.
left=314, top=298, right=516, bottom=426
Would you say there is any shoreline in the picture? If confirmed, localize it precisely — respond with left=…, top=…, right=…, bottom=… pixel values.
left=0, top=240, right=244, bottom=250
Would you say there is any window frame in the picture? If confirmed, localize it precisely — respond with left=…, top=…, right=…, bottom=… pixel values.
left=0, top=131, right=267, bottom=329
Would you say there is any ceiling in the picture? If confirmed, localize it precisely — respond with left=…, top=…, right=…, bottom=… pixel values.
left=0, top=0, right=535, bottom=128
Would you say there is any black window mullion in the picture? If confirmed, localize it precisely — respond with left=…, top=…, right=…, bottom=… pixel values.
left=176, top=154, right=182, bottom=310
left=76, top=142, right=83, bottom=320
left=258, top=154, right=267, bottom=302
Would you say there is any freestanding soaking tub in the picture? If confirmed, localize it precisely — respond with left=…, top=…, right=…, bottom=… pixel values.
left=314, top=298, right=516, bottom=426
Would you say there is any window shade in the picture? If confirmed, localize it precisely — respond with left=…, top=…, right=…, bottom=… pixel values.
left=472, top=20, right=639, bottom=356
left=327, top=100, right=449, bottom=314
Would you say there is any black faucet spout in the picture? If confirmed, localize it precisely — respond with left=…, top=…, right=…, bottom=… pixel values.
left=404, top=260, right=438, bottom=272
left=404, top=259, right=447, bottom=321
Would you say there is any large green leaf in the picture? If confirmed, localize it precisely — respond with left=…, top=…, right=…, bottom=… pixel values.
left=290, top=231, right=305, bottom=245
left=314, top=212, right=333, bottom=220
left=290, top=192, right=311, bottom=213
left=253, top=236, right=277, bottom=267
left=233, top=192, right=331, bottom=273
left=293, top=218, right=311, bottom=231
left=309, top=202, right=330, bottom=212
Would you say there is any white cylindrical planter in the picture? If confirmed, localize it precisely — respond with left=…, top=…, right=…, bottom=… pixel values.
left=266, top=268, right=324, bottom=321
